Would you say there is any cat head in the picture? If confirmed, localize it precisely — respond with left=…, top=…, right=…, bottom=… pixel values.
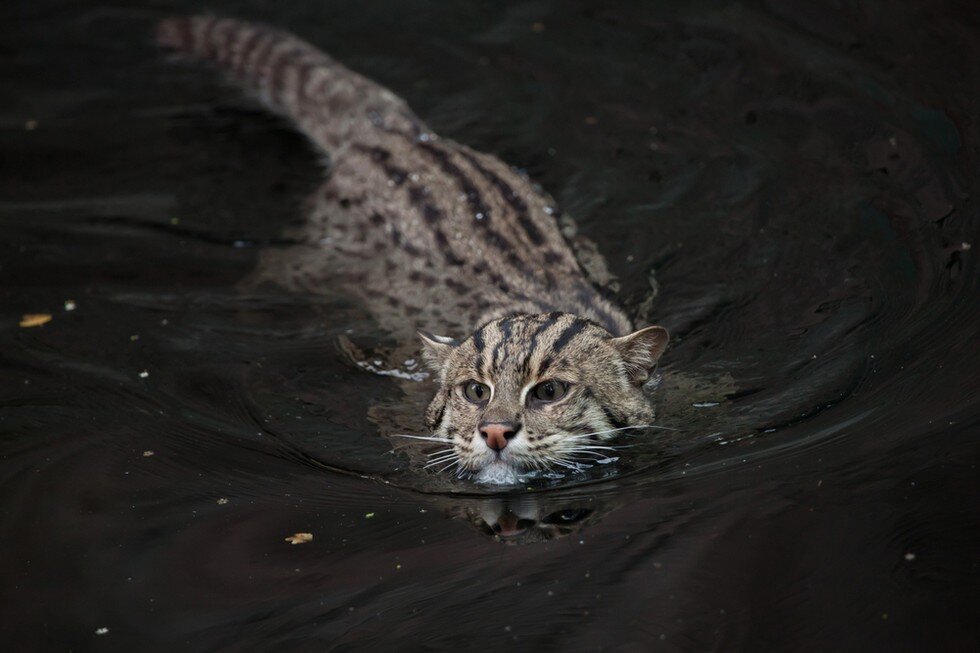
left=419, top=312, right=668, bottom=483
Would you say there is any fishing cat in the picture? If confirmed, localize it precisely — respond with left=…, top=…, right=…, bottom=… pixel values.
left=157, top=16, right=669, bottom=484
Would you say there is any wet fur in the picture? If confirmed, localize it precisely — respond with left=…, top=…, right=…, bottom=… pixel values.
left=158, top=16, right=669, bottom=481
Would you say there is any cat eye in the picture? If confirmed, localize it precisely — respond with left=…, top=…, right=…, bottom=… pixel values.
left=543, top=509, right=593, bottom=524
left=529, top=380, right=568, bottom=404
left=462, top=380, right=491, bottom=404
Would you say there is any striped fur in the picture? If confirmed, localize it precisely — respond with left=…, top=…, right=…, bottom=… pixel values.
left=158, top=16, right=669, bottom=481
left=421, top=313, right=667, bottom=481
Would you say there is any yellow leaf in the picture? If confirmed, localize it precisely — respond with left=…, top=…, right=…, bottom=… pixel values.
left=20, top=314, right=52, bottom=328
left=284, top=532, right=313, bottom=545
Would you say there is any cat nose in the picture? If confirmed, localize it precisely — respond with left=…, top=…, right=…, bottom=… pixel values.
left=479, top=421, right=519, bottom=451
left=494, top=511, right=528, bottom=537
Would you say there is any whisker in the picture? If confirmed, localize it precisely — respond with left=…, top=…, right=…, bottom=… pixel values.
left=437, top=459, right=460, bottom=474
left=564, top=449, right=609, bottom=458
left=426, top=448, right=455, bottom=457
left=561, top=442, right=627, bottom=451
left=424, top=454, right=458, bottom=468
left=424, top=456, right=457, bottom=467
left=390, top=434, right=454, bottom=443
left=547, top=456, right=591, bottom=472
left=569, top=424, right=678, bottom=439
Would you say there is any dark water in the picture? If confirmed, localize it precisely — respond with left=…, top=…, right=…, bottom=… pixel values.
left=2, top=1, right=977, bottom=649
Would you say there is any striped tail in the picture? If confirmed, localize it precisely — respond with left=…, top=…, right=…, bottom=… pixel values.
left=156, top=15, right=421, bottom=152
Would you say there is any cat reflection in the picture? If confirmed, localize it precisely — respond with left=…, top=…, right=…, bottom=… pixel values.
left=445, top=494, right=612, bottom=545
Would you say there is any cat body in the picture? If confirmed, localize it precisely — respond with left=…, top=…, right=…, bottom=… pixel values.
left=158, top=16, right=668, bottom=482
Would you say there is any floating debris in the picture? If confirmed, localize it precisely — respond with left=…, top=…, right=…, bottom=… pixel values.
left=693, top=401, right=720, bottom=408
left=19, top=314, right=52, bottom=328
left=63, top=300, right=77, bottom=312
left=138, top=370, right=149, bottom=378
left=365, top=512, right=375, bottom=519
left=285, top=532, right=313, bottom=545
left=142, top=450, right=154, bottom=457
left=216, top=498, right=229, bottom=505
left=904, top=552, right=916, bottom=561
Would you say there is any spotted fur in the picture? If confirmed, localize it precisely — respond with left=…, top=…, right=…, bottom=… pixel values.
left=158, top=16, right=669, bottom=481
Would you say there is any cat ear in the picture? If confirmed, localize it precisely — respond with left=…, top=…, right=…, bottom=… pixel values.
left=610, top=325, right=669, bottom=385
left=418, top=331, right=458, bottom=371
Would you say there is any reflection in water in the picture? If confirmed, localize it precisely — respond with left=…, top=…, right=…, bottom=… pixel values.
left=444, top=493, right=609, bottom=545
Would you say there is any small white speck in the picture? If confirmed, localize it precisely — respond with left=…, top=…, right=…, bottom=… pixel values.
left=904, top=552, right=916, bottom=561
left=138, top=370, right=149, bottom=378
left=693, top=401, right=719, bottom=408
left=95, top=627, right=109, bottom=635
left=217, top=498, right=229, bottom=505
left=63, top=300, right=77, bottom=311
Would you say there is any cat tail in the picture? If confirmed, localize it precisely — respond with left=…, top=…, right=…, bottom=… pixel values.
left=156, top=15, right=421, bottom=153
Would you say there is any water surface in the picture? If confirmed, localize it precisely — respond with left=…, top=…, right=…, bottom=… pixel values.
left=1, top=1, right=977, bottom=649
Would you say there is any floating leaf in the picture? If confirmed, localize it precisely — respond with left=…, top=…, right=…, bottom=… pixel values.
left=20, top=314, right=52, bottom=328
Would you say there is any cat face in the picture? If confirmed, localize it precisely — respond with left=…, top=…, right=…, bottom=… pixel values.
left=420, top=313, right=668, bottom=483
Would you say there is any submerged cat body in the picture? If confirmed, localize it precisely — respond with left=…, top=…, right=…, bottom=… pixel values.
left=158, top=16, right=668, bottom=483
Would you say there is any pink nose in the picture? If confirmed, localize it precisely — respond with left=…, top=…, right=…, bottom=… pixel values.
left=480, top=422, right=518, bottom=451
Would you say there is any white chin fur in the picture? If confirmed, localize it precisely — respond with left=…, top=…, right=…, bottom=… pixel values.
left=474, top=460, right=522, bottom=485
